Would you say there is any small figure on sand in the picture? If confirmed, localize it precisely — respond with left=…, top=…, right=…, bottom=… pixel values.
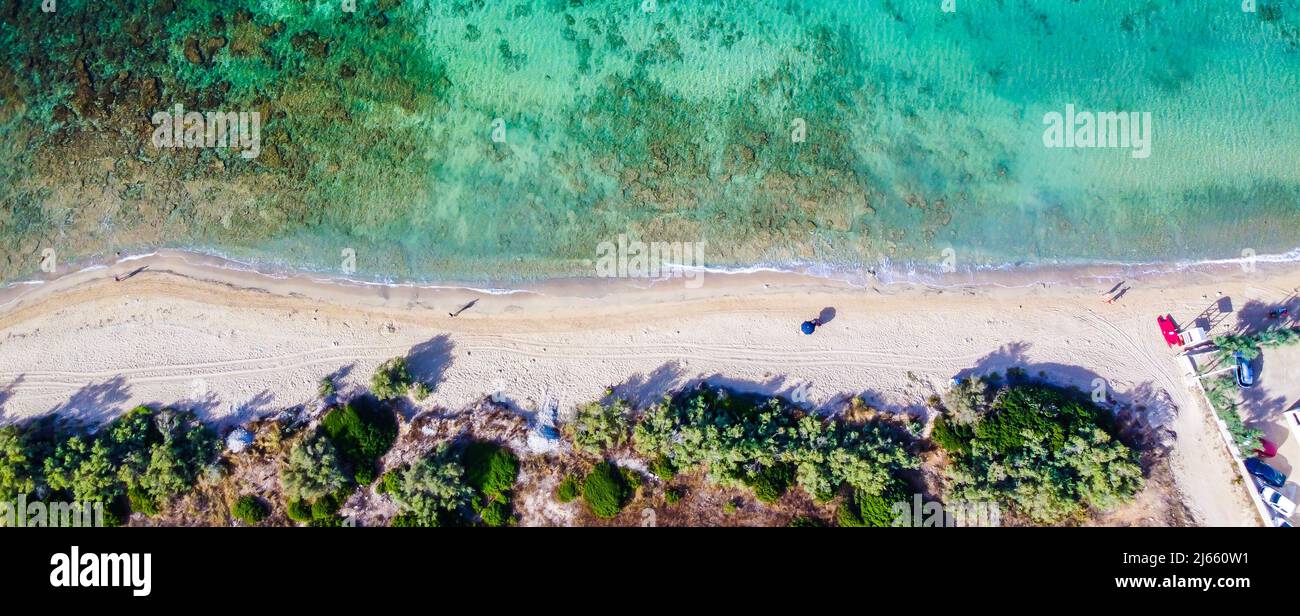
left=449, top=298, right=478, bottom=318
left=113, top=265, right=148, bottom=282
left=800, top=318, right=822, bottom=335
left=1104, top=285, right=1130, bottom=304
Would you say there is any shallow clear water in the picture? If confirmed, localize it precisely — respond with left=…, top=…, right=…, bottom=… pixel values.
left=2, top=0, right=1299, bottom=283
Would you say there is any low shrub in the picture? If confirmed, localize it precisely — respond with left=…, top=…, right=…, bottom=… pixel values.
left=649, top=456, right=675, bottom=482
left=370, top=357, right=413, bottom=401
left=555, top=475, right=579, bottom=503
left=936, top=383, right=1143, bottom=524
left=388, top=449, right=472, bottom=526
left=839, top=479, right=908, bottom=527
left=232, top=495, right=269, bottom=525
left=280, top=432, right=347, bottom=503
left=378, top=468, right=402, bottom=495
left=741, top=463, right=794, bottom=504
left=463, top=442, right=518, bottom=501
left=582, top=462, right=630, bottom=518
left=318, top=377, right=336, bottom=398
left=321, top=401, right=397, bottom=484
left=788, top=515, right=826, bottom=527
left=127, top=486, right=158, bottom=517
left=930, top=416, right=973, bottom=456
left=566, top=400, right=631, bottom=454
left=287, top=499, right=313, bottom=522
left=409, top=382, right=431, bottom=401
left=477, top=499, right=512, bottom=527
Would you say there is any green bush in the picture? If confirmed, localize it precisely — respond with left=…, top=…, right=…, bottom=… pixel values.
left=391, top=512, right=421, bottom=527
left=649, top=456, right=676, bottom=481
left=280, top=432, right=348, bottom=503
left=388, top=448, right=472, bottom=526
left=232, top=495, right=269, bottom=525
left=620, top=467, right=642, bottom=493
left=940, top=377, right=991, bottom=426
left=321, top=402, right=397, bottom=484
left=788, top=515, right=827, bottom=527
left=463, top=442, right=518, bottom=501
left=371, top=357, right=413, bottom=401
left=930, top=416, right=973, bottom=456
left=476, top=499, right=512, bottom=527
left=311, top=495, right=339, bottom=520
left=44, top=436, right=118, bottom=504
left=582, top=462, right=631, bottom=519
left=939, top=384, right=1143, bottom=524
left=127, top=486, right=158, bottom=516
left=838, top=479, right=908, bottom=527
left=565, top=400, right=631, bottom=454
left=42, top=407, right=218, bottom=510
left=836, top=498, right=864, bottom=527
left=664, top=487, right=683, bottom=505
left=286, top=499, right=313, bottom=522
left=309, top=514, right=344, bottom=527
left=632, top=385, right=916, bottom=500
left=409, top=382, right=431, bottom=401
left=741, top=463, right=794, bottom=504
left=0, top=425, right=36, bottom=502
left=555, top=475, right=580, bottom=503
left=318, top=376, right=336, bottom=398
left=462, top=442, right=519, bottom=526
left=378, top=468, right=403, bottom=495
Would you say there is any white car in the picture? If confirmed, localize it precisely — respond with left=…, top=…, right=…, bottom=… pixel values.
left=1261, top=486, right=1296, bottom=518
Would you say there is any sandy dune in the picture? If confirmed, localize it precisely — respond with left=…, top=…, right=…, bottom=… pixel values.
left=3, top=249, right=1296, bottom=526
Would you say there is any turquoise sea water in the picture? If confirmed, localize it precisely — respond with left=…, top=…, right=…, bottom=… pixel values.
left=2, top=1, right=1299, bottom=282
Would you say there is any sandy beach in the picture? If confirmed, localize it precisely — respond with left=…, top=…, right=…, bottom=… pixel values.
left=2, top=249, right=1297, bottom=526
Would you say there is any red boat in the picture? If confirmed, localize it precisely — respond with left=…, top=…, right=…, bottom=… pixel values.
left=1157, top=315, right=1182, bottom=347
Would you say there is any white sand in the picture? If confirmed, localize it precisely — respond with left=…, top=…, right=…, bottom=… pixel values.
left=3, top=248, right=1295, bottom=526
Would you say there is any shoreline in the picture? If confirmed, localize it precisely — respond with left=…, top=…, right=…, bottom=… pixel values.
left=3, top=247, right=1299, bottom=527
left=6, top=244, right=1300, bottom=311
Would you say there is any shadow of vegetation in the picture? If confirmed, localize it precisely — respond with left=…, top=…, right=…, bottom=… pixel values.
left=329, top=363, right=355, bottom=386
left=0, top=374, right=23, bottom=421
left=407, top=334, right=455, bottom=389
left=231, top=389, right=276, bottom=426
left=45, top=376, right=132, bottom=427
left=609, top=361, right=917, bottom=416
left=1235, top=296, right=1297, bottom=335
left=608, top=360, right=688, bottom=408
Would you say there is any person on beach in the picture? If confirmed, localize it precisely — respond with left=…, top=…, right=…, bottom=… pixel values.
left=801, top=318, right=822, bottom=335
left=1105, top=286, right=1130, bottom=304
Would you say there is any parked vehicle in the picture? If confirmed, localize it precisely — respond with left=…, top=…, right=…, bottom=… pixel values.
left=1261, top=486, right=1297, bottom=518
left=1235, top=351, right=1255, bottom=388
left=1245, top=457, right=1286, bottom=489
left=1255, top=438, right=1279, bottom=458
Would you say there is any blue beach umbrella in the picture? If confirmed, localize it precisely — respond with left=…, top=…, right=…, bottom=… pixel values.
left=801, top=320, right=817, bottom=335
